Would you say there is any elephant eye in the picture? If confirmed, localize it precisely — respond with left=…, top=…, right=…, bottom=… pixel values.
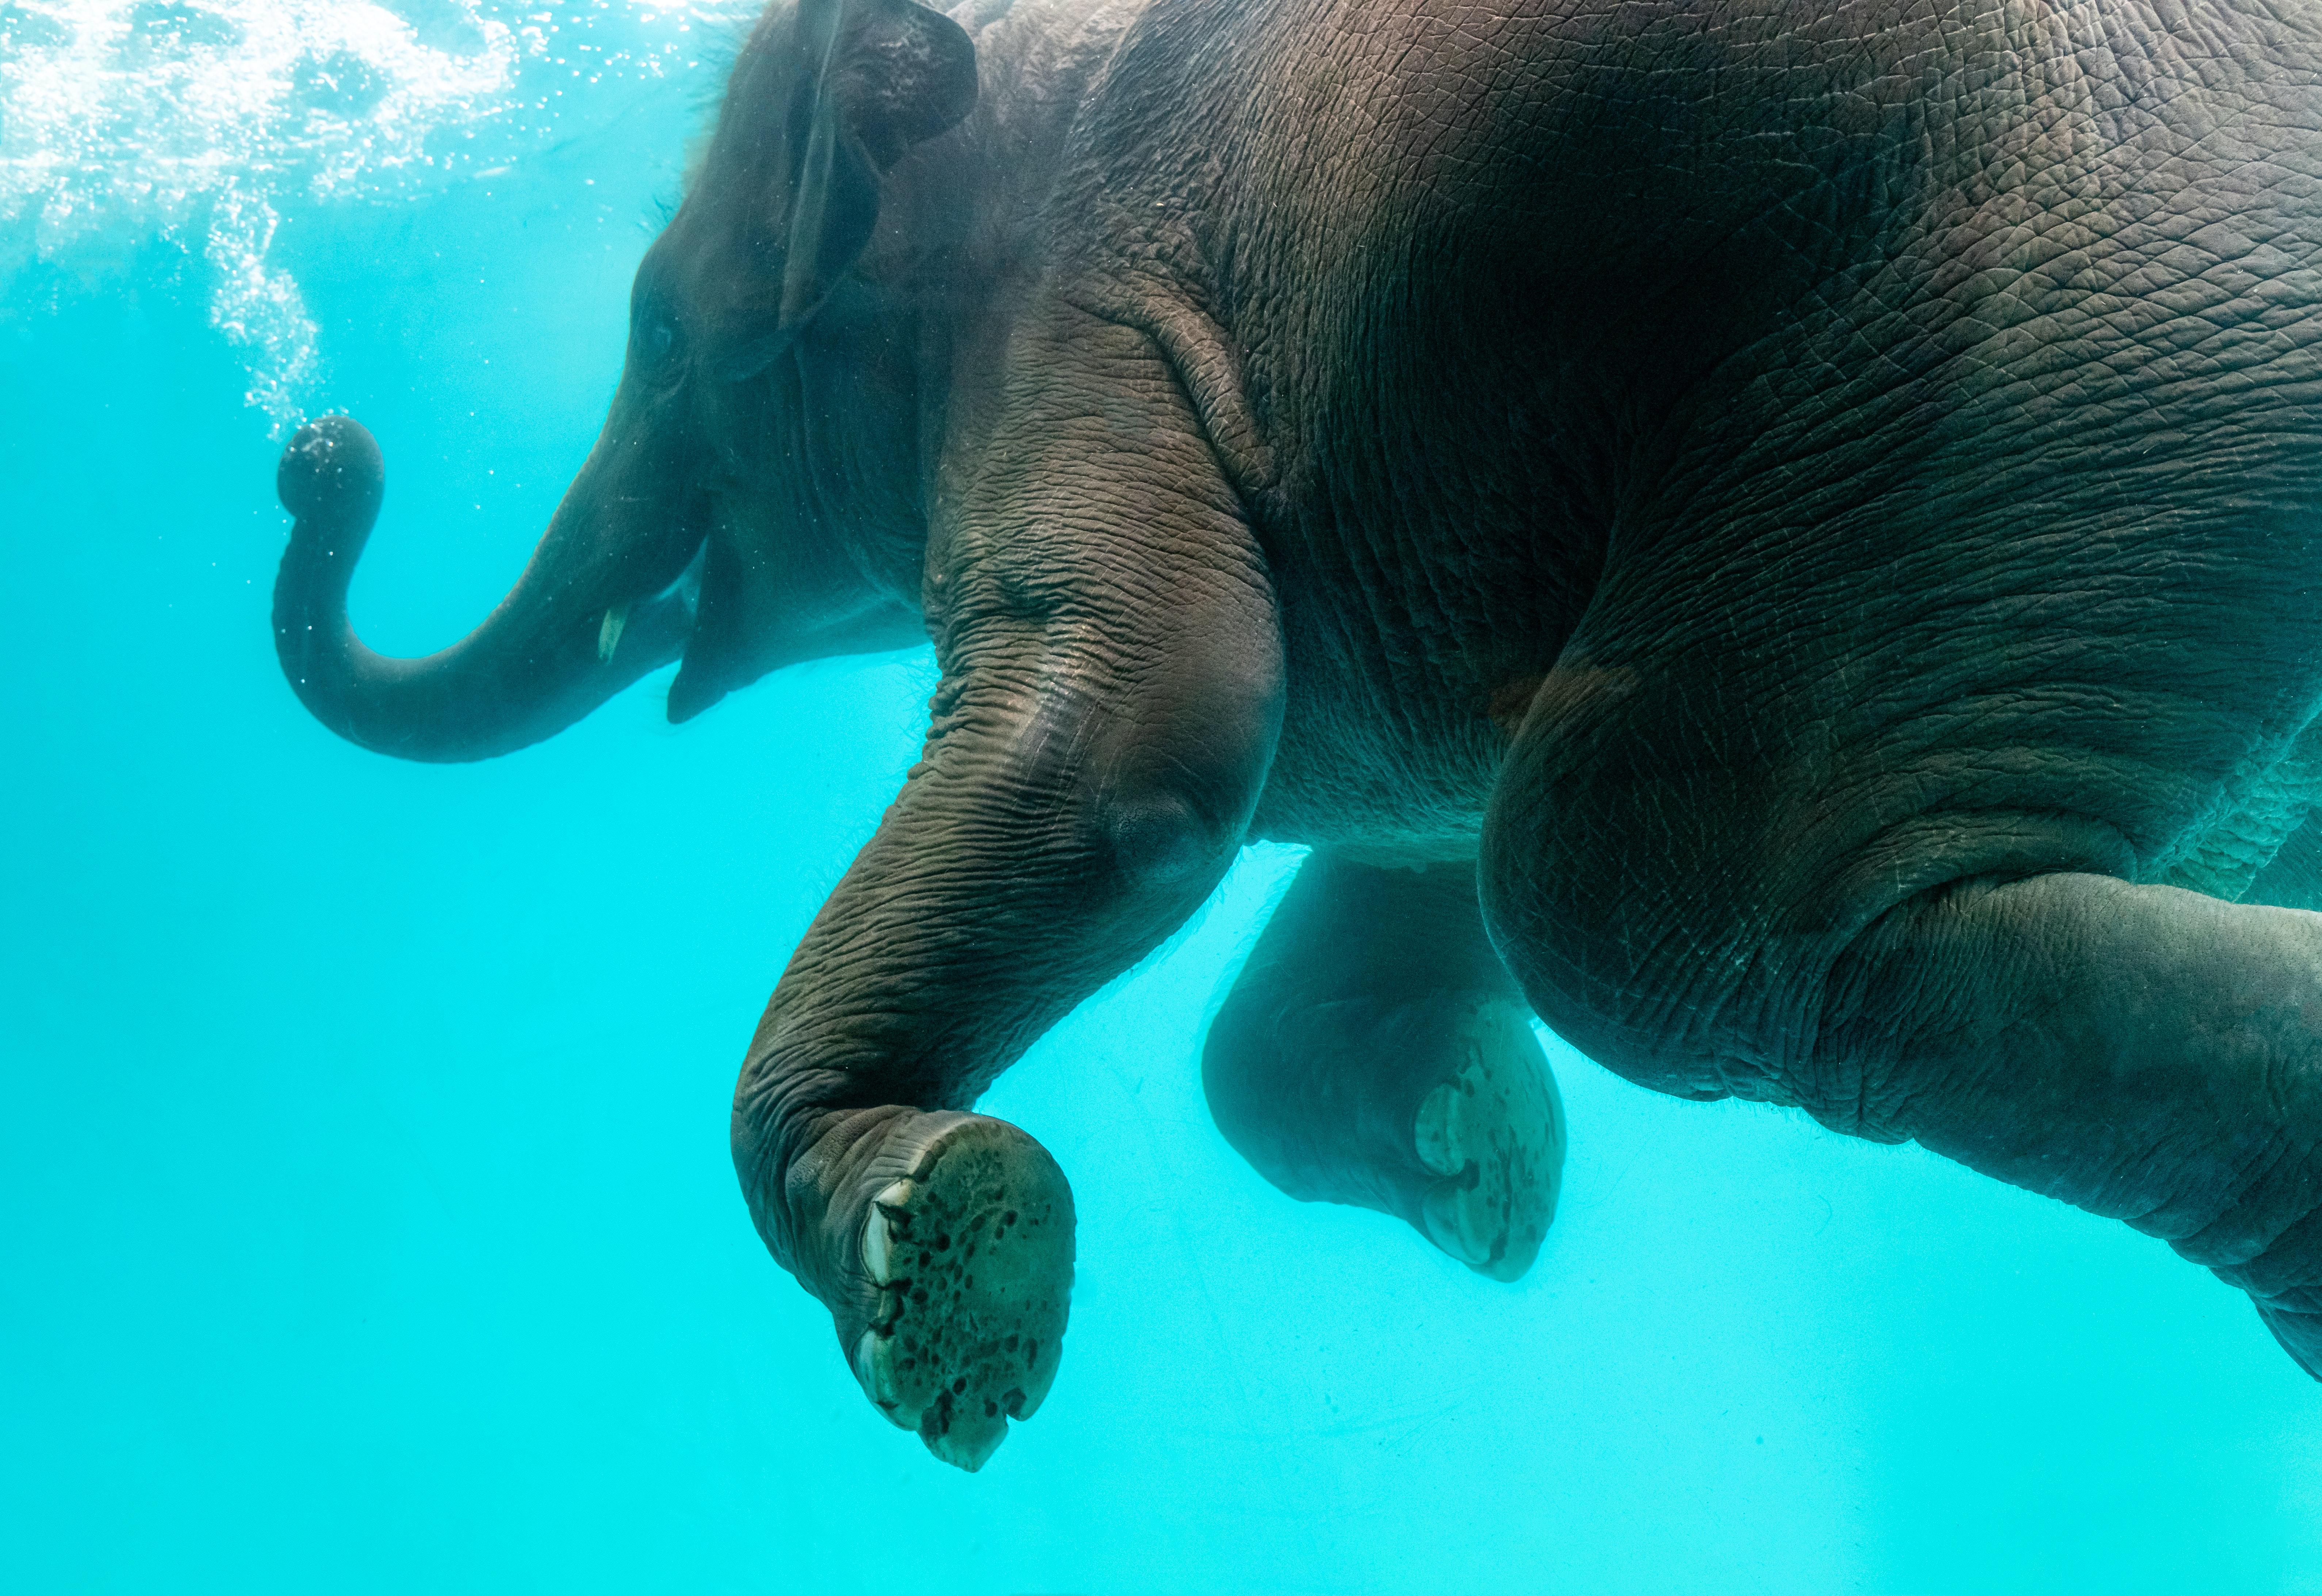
left=649, top=319, right=676, bottom=359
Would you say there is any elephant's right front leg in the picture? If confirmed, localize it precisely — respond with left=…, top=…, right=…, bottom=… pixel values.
left=730, top=308, right=1284, bottom=1469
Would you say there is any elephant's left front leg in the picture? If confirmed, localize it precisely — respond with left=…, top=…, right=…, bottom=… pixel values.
left=1203, top=853, right=1567, bottom=1280
left=730, top=308, right=1283, bottom=1470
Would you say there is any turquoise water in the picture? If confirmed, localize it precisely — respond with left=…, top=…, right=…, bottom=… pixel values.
left=5, top=4, right=2322, bottom=1592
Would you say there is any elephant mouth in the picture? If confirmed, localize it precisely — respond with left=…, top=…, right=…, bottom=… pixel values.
left=667, top=522, right=747, bottom=724
left=599, top=537, right=707, bottom=663
left=584, top=487, right=754, bottom=727
left=572, top=486, right=759, bottom=726
left=657, top=506, right=931, bottom=725
left=588, top=525, right=765, bottom=728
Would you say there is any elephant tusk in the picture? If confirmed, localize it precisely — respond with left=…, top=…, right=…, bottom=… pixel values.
left=597, top=602, right=630, bottom=663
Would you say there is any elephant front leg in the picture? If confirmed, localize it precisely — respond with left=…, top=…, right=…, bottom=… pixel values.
left=1204, top=853, right=1565, bottom=1280
left=730, top=306, right=1284, bottom=1469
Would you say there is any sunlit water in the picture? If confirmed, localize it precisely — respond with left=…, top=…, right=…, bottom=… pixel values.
left=5, top=4, right=2321, bottom=1592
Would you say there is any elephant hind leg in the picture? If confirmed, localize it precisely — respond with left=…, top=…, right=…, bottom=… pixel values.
left=1479, top=598, right=2322, bottom=1374
left=1821, top=879, right=2322, bottom=1372
left=1203, top=852, right=1566, bottom=1280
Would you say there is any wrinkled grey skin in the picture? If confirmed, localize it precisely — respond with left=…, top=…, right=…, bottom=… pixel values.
left=279, top=0, right=2322, bottom=1466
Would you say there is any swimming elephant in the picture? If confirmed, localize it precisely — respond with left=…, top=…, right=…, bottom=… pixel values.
left=275, top=0, right=2322, bottom=1469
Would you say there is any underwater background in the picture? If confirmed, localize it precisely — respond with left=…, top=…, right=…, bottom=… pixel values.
left=4, top=2, right=2322, bottom=1591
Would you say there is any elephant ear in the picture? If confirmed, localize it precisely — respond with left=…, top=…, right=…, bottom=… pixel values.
left=725, top=0, right=976, bottom=379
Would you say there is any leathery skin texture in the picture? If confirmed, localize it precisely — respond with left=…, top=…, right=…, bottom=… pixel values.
left=273, top=0, right=2322, bottom=1466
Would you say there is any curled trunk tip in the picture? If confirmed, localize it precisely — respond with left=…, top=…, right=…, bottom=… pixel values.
left=278, top=414, right=384, bottom=527
left=270, top=412, right=697, bottom=763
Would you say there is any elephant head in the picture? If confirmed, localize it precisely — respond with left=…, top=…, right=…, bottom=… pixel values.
left=272, top=0, right=981, bottom=761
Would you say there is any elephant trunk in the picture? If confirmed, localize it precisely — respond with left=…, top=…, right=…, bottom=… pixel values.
left=272, top=415, right=703, bottom=763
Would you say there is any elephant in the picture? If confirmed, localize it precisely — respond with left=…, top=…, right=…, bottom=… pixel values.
left=273, top=0, right=2322, bottom=1471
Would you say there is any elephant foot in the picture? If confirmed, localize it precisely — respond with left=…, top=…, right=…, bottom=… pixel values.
left=847, top=1114, right=1075, bottom=1472
left=1411, top=1001, right=1564, bottom=1282
left=1206, top=978, right=1568, bottom=1280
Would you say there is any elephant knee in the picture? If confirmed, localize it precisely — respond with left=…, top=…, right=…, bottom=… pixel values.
left=1476, top=732, right=1827, bottom=1108
left=1079, top=703, right=1271, bottom=898
left=1099, top=789, right=1228, bottom=890
left=1476, top=799, right=1703, bottom=1100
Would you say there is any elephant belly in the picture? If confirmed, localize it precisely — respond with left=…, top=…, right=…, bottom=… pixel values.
left=1246, top=504, right=1591, bottom=865
left=1248, top=649, right=1502, bottom=865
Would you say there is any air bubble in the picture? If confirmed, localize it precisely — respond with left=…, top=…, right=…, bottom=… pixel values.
left=0, top=1, right=759, bottom=435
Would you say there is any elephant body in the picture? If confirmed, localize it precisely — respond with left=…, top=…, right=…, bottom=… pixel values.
left=276, top=0, right=2322, bottom=1468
